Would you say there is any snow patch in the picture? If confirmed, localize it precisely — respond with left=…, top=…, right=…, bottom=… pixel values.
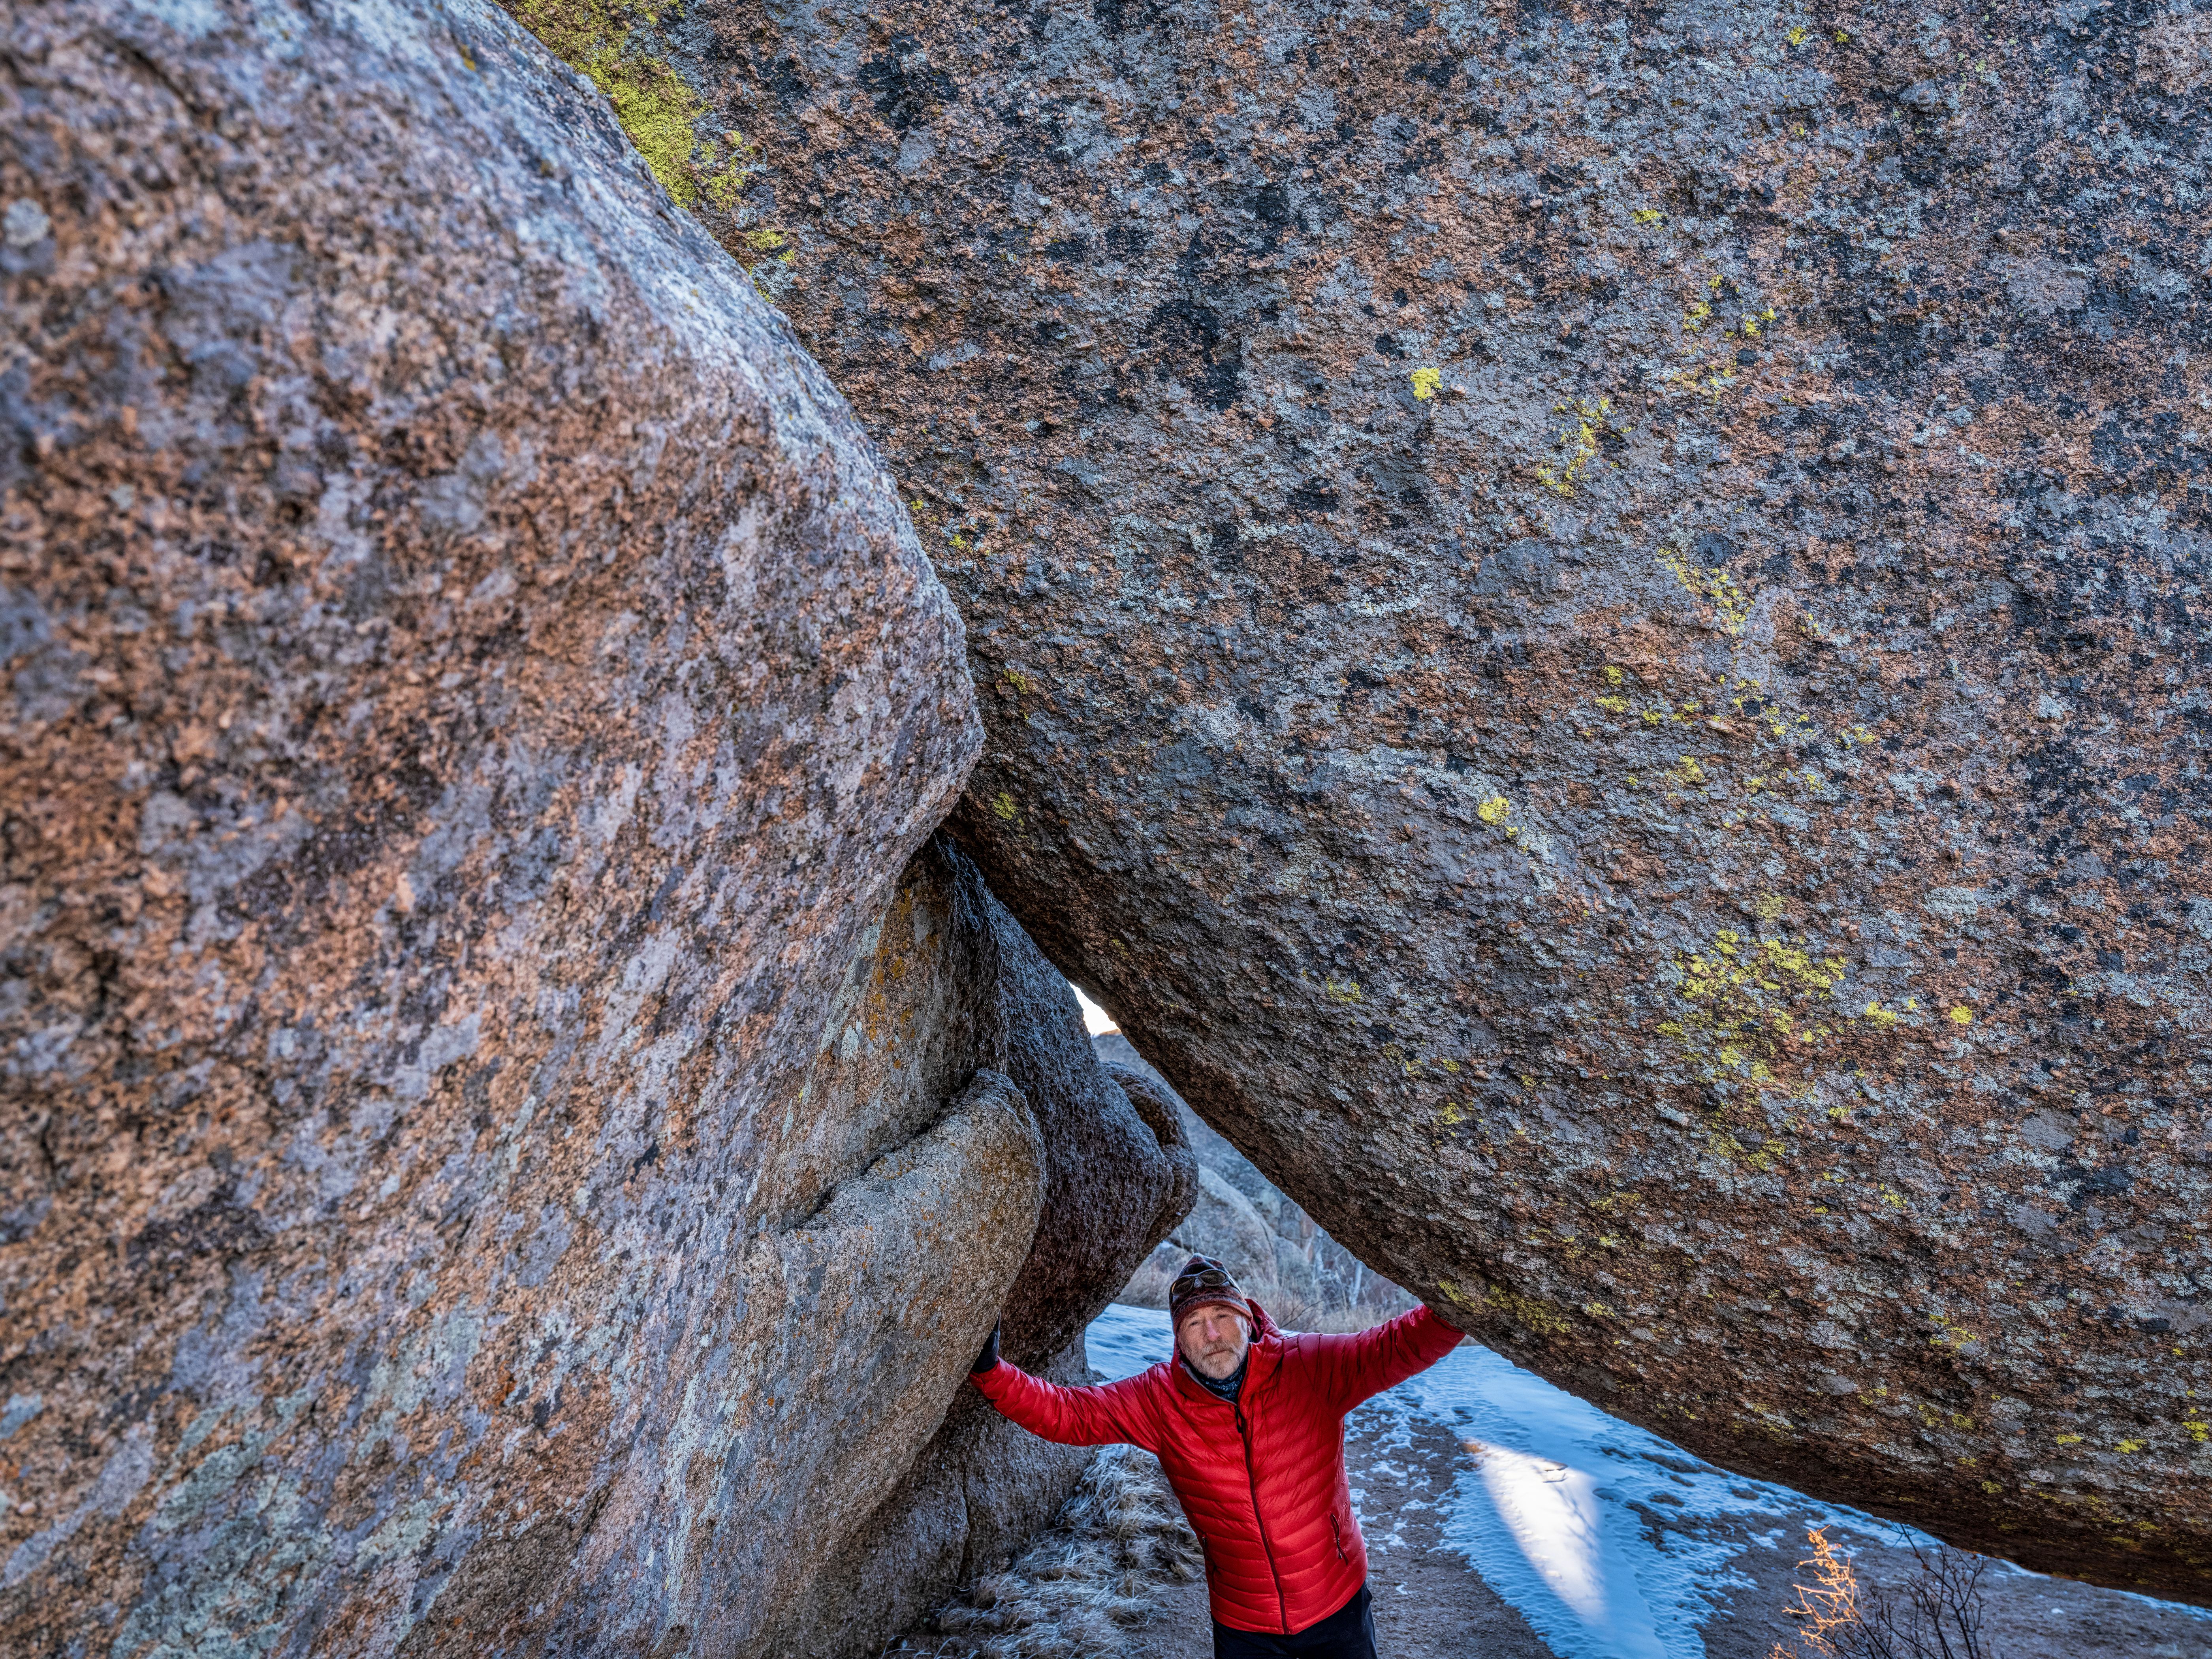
left=1088, top=1304, right=1852, bottom=1659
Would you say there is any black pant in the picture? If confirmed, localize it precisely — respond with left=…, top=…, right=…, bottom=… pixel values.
left=1212, top=1584, right=1378, bottom=1659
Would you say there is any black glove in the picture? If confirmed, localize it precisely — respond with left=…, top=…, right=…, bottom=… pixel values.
left=970, top=1320, right=1001, bottom=1375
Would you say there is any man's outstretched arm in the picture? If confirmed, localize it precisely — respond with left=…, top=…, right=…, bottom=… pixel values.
left=969, top=1324, right=1161, bottom=1452
left=1313, top=1303, right=1465, bottom=1412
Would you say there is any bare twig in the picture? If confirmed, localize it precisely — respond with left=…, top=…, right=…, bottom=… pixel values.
left=1768, top=1527, right=1993, bottom=1659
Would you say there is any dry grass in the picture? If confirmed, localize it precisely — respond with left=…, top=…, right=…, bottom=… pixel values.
left=1114, top=1267, right=1416, bottom=1334
left=882, top=1446, right=1203, bottom=1659
left=1268, top=1287, right=1417, bottom=1334
left=1768, top=1527, right=1993, bottom=1659
left=1117, top=1256, right=1175, bottom=1310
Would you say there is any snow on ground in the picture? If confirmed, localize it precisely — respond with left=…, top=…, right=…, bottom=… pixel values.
left=1086, top=1301, right=1175, bottom=1387
left=1085, top=1304, right=2212, bottom=1659
left=1380, top=1339, right=1847, bottom=1659
left=1089, top=1304, right=1793, bottom=1658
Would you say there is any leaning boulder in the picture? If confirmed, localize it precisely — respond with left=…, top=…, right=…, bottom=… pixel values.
left=770, top=838, right=1195, bottom=1658
left=0, top=2, right=1183, bottom=1655
left=650, top=0, right=2212, bottom=1598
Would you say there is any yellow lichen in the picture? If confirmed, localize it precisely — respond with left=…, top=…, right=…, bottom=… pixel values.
left=738, top=224, right=791, bottom=265
left=1709, top=1130, right=1787, bottom=1171
left=1949, top=1005, right=1974, bottom=1025
left=1534, top=396, right=1610, bottom=498
left=1658, top=547, right=1753, bottom=635
left=991, top=790, right=1018, bottom=820
left=1658, top=925, right=1881, bottom=1099
left=1410, top=365, right=1443, bottom=400
left=1488, top=1284, right=1572, bottom=1336
left=511, top=0, right=784, bottom=268
left=1477, top=796, right=1512, bottom=826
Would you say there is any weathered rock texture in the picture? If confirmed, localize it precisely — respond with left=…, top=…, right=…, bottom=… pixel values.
left=777, top=841, right=1196, bottom=1659
left=647, top=839, right=1197, bottom=1659
left=644, top=0, right=2212, bottom=1597
left=0, top=2, right=1188, bottom=1655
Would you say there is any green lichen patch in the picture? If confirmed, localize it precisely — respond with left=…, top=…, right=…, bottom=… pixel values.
left=509, top=0, right=784, bottom=269
left=1658, top=545, right=1753, bottom=636
left=1534, top=395, right=1610, bottom=497
left=1484, top=1282, right=1572, bottom=1336
left=1657, top=921, right=1880, bottom=1099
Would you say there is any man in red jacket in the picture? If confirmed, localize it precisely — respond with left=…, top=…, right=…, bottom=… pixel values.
left=970, top=1255, right=1463, bottom=1657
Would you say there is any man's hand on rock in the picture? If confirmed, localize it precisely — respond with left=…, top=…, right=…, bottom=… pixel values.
left=971, top=1321, right=1001, bottom=1375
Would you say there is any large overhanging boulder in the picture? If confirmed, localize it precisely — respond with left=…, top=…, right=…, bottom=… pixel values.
left=655, top=0, right=2212, bottom=1598
left=0, top=2, right=1189, bottom=1655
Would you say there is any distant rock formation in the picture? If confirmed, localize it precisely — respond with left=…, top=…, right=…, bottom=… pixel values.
left=633, top=0, right=2212, bottom=1600
left=1098, top=1035, right=1411, bottom=1330
left=0, top=4, right=1187, bottom=1655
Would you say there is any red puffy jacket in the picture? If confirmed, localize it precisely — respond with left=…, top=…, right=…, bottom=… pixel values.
left=972, top=1301, right=1462, bottom=1635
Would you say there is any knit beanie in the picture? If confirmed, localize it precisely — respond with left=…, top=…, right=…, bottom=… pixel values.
left=1168, top=1255, right=1252, bottom=1326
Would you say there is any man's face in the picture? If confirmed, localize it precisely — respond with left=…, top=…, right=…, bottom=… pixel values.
left=1177, top=1303, right=1252, bottom=1380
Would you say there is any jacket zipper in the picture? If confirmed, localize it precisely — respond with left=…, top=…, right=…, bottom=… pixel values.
left=1234, top=1401, right=1290, bottom=1633
left=1330, top=1509, right=1347, bottom=1562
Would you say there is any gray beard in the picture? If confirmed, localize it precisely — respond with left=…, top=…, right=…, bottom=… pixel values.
left=1184, top=1342, right=1248, bottom=1381
left=1185, top=1349, right=1249, bottom=1402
